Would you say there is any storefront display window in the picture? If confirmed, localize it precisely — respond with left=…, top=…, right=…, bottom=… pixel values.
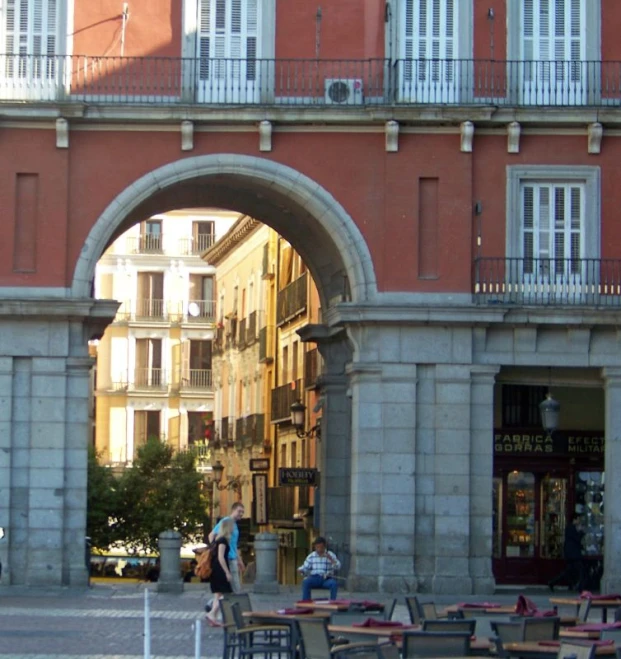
left=540, top=476, right=567, bottom=559
left=506, top=471, right=535, bottom=558
left=576, top=471, right=604, bottom=556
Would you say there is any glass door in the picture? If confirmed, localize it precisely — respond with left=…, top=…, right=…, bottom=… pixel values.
left=494, top=469, right=569, bottom=584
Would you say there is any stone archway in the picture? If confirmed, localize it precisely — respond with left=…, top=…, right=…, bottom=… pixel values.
left=72, top=154, right=377, bottom=309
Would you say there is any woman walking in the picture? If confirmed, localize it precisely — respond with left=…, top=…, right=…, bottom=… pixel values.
left=205, top=518, right=234, bottom=626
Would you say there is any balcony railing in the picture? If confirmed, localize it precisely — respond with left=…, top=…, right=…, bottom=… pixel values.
left=246, top=311, right=258, bottom=346
left=126, top=235, right=163, bottom=254
left=182, top=299, right=216, bottom=323
left=474, top=257, right=621, bottom=306
left=4, top=55, right=621, bottom=108
left=179, top=369, right=213, bottom=390
left=135, top=298, right=167, bottom=320
left=220, top=416, right=235, bottom=447
left=277, top=272, right=308, bottom=326
left=213, top=326, right=225, bottom=355
left=271, top=380, right=302, bottom=424
left=133, top=368, right=167, bottom=390
left=238, top=317, right=247, bottom=351
left=179, top=234, right=215, bottom=255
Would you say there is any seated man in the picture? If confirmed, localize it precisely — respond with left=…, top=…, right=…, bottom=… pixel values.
left=298, top=536, right=341, bottom=601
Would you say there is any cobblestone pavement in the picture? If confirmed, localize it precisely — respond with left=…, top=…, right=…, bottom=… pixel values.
left=0, top=583, right=560, bottom=659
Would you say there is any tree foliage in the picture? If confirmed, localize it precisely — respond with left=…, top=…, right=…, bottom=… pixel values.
left=114, top=438, right=210, bottom=554
left=87, top=439, right=210, bottom=554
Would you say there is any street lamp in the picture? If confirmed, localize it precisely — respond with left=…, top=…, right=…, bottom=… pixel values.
left=208, top=460, right=244, bottom=494
left=290, top=400, right=321, bottom=439
left=539, top=392, right=560, bottom=436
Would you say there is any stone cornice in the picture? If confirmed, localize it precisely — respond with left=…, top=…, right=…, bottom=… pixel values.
left=0, top=298, right=120, bottom=321
left=328, top=302, right=621, bottom=327
left=202, top=216, right=261, bottom=265
left=3, top=103, right=621, bottom=129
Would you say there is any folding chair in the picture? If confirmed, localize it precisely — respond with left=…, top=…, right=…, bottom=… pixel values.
left=401, top=631, right=472, bottom=658
left=420, top=602, right=447, bottom=621
left=556, top=642, right=596, bottom=659
left=405, top=596, right=423, bottom=625
left=490, top=619, right=525, bottom=658
left=297, top=618, right=384, bottom=659
left=523, top=616, right=560, bottom=641
left=383, top=599, right=398, bottom=622
left=230, top=602, right=294, bottom=659
left=422, top=619, right=476, bottom=635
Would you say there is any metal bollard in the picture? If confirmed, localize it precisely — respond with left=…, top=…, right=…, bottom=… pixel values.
left=253, top=532, right=279, bottom=594
left=157, top=530, right=183, bottom=594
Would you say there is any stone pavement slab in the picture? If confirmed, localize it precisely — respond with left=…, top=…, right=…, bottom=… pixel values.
left=0, top=583, right=568, bottom=658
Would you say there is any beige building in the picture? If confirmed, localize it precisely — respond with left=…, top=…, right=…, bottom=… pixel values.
left=204, top=219, right=323, bottom=584
left=93, top=209, right=238, bottom=466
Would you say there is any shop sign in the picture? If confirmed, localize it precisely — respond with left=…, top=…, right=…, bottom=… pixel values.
left=494, top=430, right=605, bottom=456
left=278, top=468, right=318, bottom=486
left=250, top=458, right=270, bottom=471
left=252, top=473, right=268, bottom=525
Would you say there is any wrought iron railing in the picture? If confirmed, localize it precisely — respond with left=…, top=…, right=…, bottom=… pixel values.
left=220, top=416, right=235, bottom=447
left=271, top=380, right=302, bottom=423
left=213, top=325, right=225, bottom=355
left=126, top=235, right=163, bottom=254
left=277, top=272, right=308, bottom=326
left=183, top=299, right=216, bottom=322
left=179, top=234, right=215, bottom=255
left=238, top=317, right=247, bottom=351
left=135, top=298, right=166, bottom=319
left=179, top=369, right=213, bottom=390
left=133, top=367, right=167, bottom=389
left=474, top=257, right=621, bottom=306
left=246, top=311, right=258, bottom=345
left=3, top=54, right=621, bottom=108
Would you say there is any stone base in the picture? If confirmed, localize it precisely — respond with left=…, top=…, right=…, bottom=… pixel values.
left=432, top=576, right=473, bottom=595
left=157, top=581, right=184, bottom=594
left=253, top=582, right=280, bottom=594
left=472, top=577, right=496, bottom=595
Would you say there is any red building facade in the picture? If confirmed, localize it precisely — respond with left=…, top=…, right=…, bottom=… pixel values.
left=1, top=0, right=620, bottom=593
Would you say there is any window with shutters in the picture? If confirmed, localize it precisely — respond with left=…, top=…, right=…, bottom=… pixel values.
left=397, top=0, right=472, bottom=103
left=190, top=0, right=275, bottom=103
left=506, top=166, right=601, bottom=301
left=1, top=0, right=63, bottom=99
left=508, top=0, right=600, bottom=105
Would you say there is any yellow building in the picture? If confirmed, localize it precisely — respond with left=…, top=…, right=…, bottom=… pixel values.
left=204, top=219, right=323, bottom=585
left=93, top=209, right=238, bottom=467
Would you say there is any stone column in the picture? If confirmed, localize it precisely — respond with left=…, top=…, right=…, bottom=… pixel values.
left=158, top=530, right=183, bottom=593
left=601, top=368, right=621, bottom=592
left=297, top=325, right=352, bottom=573
left=346, top=360, right=417, bottom=593
left=469, top=366, right=499, bottom=595
left=432, top=365, right=474, bottom=594
left=253, top=532, right=279, bottom=593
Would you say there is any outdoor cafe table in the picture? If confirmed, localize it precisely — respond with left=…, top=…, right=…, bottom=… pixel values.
left=503, top=641, right=617, bottom=658
left=559, top=628, right=603, bottom=640
left=327, top=623, right=420, bottom=643
left=550, top=597, right=621, bottom=623
left=445, top=603, right=575, bottom=626
left=295, top=600, right=385, bottom=613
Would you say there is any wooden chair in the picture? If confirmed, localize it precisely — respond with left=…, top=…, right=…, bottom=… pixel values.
left=422, top=619, right=476, bottom=635
left=405, top=596, right=423, bottom=625
left=224, top=592, right=253, bottom=613
left=402, top=631, right=471, bottom=658
left=523, top=616, right=560, bottom=641
left=556, top=642, right=596, bottom=659
left=297, top=618, right=383, bottom=659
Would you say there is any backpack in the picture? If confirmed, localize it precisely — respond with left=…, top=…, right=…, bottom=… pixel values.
left=194, top=544, right=215, bottom=581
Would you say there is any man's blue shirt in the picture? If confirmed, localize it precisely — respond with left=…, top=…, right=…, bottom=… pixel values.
left=212, top=517, right=239, bottom=560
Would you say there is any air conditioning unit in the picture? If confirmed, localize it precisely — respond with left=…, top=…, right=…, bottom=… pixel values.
left=324, top=78, right=363, bottom=105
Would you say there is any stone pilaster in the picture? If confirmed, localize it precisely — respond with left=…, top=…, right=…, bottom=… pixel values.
left=601, top=367, right=621, bottom=592
left=469, top=366, right=499, bottom=594
left=432, top=365, right=473, bottom=594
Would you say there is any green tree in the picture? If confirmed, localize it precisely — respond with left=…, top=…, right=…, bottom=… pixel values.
left=87, top=446, right=121, bottom=550
left=115, top=437, right=209, bottom=554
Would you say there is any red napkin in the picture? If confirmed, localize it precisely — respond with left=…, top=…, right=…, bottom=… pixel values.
left=279, top=608, right=314, bottom=615
left=533, top=610, right=558, bottom=618
left=516, top=595, right=539, bottom=616
left=458, top=602, right=502, bottom=609
left=330, top=600, right=353, bottom=606
left=574, top=622, right=621, bottom=631
left=538, top=641, right=561, bottom=647
left=592, top=640, right=615, bottom=646
left=351, top=600, right=384, bottom=610
left=352, top=618, right=404, bottom=628
left=297, top=600, right=313, bottom=603
left=580, top=591, right=621, bottom=601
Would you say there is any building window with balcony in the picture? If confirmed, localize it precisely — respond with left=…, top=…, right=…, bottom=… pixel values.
left=187, top=0, right=275, bottom=104
left=2, top=0, right=66, bottom=100
left=396, top=0, right=473, bottom=104
left=183, top=339, right=212, bottom=389
left=507, top=0, right=600, bottom=105
left=136, top=272, right=165, bottom=318
left=192, top=220, right=214, bottom=253
left=505, top=165, right=600, bottom=304
left=140, top=220, right=163, bottom=253
left=188, top=274, right=215, bottom=319
left=135, top=338, right=163, bottom=387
